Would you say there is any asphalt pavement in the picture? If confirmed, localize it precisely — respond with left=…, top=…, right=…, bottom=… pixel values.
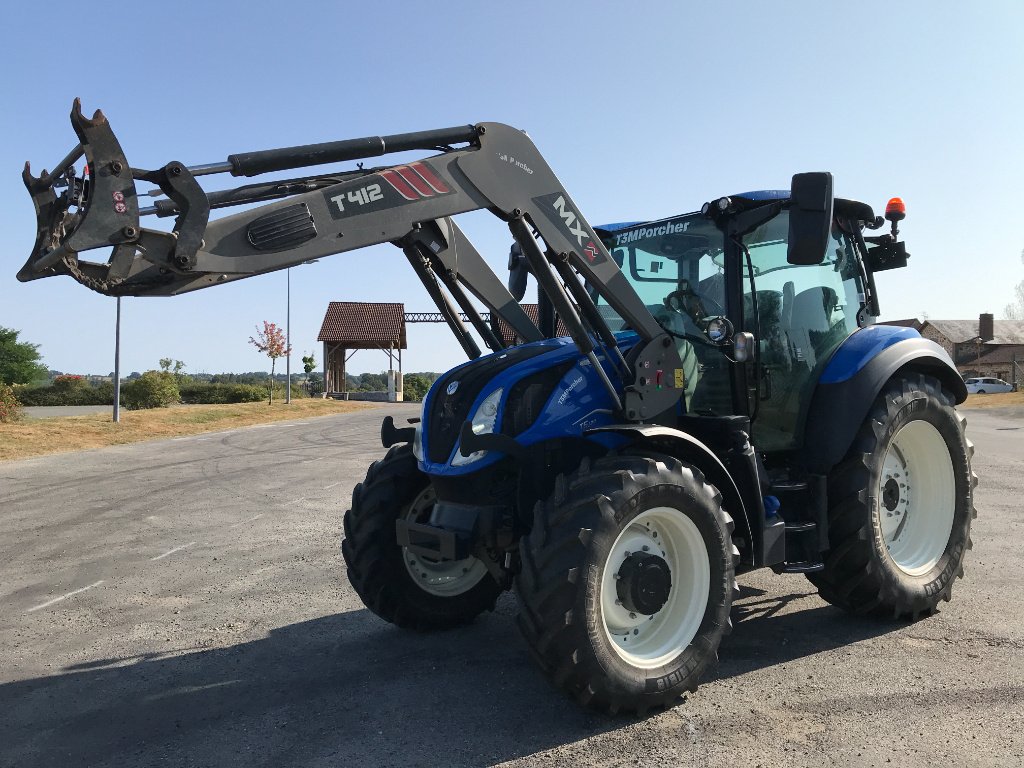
left=0, top=404, right=1021, bottom=767
left=22, top=405, right=114, bottom=419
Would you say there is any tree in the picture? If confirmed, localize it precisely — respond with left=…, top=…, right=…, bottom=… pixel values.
left=158, top=357, right=188, bottom=384
left=357, top=371, right=387, bottom=392
left=302, top=352, right=316, bottom=383
left=248, top=321, right=291, bottom=404
left=1004, top=247, right=1024, bottom=320
left=0, top=327, right=47, bottom=386
left=158, top=358, right=186, bottom=375
left=402, top=374, right=431, bottom=402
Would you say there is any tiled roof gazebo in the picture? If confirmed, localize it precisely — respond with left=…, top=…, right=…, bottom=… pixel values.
left=494, top=303, right=567, bottom=346
left=318, top=302, right=407, bottom=398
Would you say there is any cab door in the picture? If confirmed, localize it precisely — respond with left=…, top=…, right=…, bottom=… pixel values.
left=740, top=211, right=866, bottom=451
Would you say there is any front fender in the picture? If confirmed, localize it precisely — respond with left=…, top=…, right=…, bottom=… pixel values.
left=586, top=423, right=756, bottom=567
left=801, top=332, right=965, bottom=474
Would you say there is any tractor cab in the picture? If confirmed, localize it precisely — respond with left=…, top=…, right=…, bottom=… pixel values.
left=595, top=187, right=891, bottom=454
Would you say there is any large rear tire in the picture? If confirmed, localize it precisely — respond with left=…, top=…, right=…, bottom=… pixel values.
left=342, top=445, right=502, bottom=630
left=515, top=454, right=735, bottom=714
left=808, top=374, right=976, bottom=618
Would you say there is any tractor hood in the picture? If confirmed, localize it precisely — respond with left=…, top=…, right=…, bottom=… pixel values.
left=419, top=334, right=637, bottom=476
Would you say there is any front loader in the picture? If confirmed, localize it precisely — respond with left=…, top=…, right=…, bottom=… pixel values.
left=19, top=101, right=976, bottom=714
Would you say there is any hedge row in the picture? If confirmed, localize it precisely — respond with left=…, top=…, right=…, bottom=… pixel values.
left=11, top=376, right=313, bottom=410
left=121, top=371, right=179, bottom=410
left=178, top=382, right=267, bottom=404
left=15, top=380, right=114, bottom=406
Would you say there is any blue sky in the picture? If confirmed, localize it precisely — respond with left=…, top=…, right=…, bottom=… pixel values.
left=2, top=1, right=1022, bottom=376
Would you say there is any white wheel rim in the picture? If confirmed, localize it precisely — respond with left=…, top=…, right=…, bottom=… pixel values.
left=402, top=487, right=489, bottom=596
left=600, top=507, right=710, bottom=669
left=878, top=420, right=956, bottom=576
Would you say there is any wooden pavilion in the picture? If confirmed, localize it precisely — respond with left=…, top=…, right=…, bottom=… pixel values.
left=318, top=302, right=407, bottom=400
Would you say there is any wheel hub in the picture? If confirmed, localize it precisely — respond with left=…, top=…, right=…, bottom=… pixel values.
left=616, top=551, right=672, bottom=615
left=882, top=477, right=901, bottom=512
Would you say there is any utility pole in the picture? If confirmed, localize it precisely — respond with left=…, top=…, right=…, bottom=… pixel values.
left=113, top=297, right=121, bottom=423
left=286, top=267, right=291, bottom=404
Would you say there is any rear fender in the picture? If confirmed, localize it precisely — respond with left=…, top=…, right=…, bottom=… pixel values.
left=586, top=424, right=756, bottom=567
left=801, top=334, right=966, bottom=474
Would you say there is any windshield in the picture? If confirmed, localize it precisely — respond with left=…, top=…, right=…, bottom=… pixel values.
left=598, top=213, right=726, bottom=334
left=740, top=211, right=864, bottom=329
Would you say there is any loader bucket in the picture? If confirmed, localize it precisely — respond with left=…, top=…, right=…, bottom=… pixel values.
left=19, top=99, right=142, bottom=294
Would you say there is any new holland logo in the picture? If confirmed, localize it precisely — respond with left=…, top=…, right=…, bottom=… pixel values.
left=446, top=381, right=460, bottom=396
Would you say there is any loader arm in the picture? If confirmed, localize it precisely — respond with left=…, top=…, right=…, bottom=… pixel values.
left=19, top=100, right=683, bottom=420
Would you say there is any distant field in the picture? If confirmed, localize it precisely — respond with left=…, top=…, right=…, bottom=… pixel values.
left=0, top=399, right=375, bottom=462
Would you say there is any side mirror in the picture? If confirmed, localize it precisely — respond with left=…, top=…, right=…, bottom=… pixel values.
left=787, top=172, right=834, bottom=265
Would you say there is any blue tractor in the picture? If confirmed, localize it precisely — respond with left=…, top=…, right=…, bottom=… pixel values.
left=21, top=104, right=974, bottom=714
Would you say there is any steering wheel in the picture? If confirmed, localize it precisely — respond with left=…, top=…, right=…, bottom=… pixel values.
left=663, top=282, right=726, bottom=321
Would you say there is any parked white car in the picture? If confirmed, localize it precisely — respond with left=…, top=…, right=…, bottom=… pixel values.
left=965, top=377, right=1014, bottom=394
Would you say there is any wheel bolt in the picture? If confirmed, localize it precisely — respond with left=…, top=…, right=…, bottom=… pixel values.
left=642, top=545, right=650, bottom=552
left=629, top=612, right=636, bottom=619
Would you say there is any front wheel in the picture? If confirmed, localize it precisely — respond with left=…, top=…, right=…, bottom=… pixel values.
left=515, top=454, right=736, bottom=714
left=808, top=374, right=976, bottom=618
left=342, top=444, right=501, bottom=630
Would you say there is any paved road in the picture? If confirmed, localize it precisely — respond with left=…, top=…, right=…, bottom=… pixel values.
left=22, top=405, right=114, bottom=419
left=0, top=406, right=1021, bottom=767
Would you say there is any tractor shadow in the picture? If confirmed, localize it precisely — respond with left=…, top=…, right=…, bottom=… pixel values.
left=709, top=583, right=906, bottom=683
left=0, top=588, right=904, bottom=768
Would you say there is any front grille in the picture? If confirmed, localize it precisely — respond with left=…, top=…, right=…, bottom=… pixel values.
left=427, top=344, right=554, bottom=463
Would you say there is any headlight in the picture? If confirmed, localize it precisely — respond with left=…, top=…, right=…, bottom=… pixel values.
left=412, top=422, right=424, bottom=461
left=412, top=401, right=427, bottom=460
left=451, top=388, right=502, bottom=466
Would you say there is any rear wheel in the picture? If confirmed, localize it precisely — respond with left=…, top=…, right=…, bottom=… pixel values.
left=808, top=374, right=976, bottom=618
left=342, top=445, right=501, bottom=630
left=516, top=454, right=735, bottom=714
